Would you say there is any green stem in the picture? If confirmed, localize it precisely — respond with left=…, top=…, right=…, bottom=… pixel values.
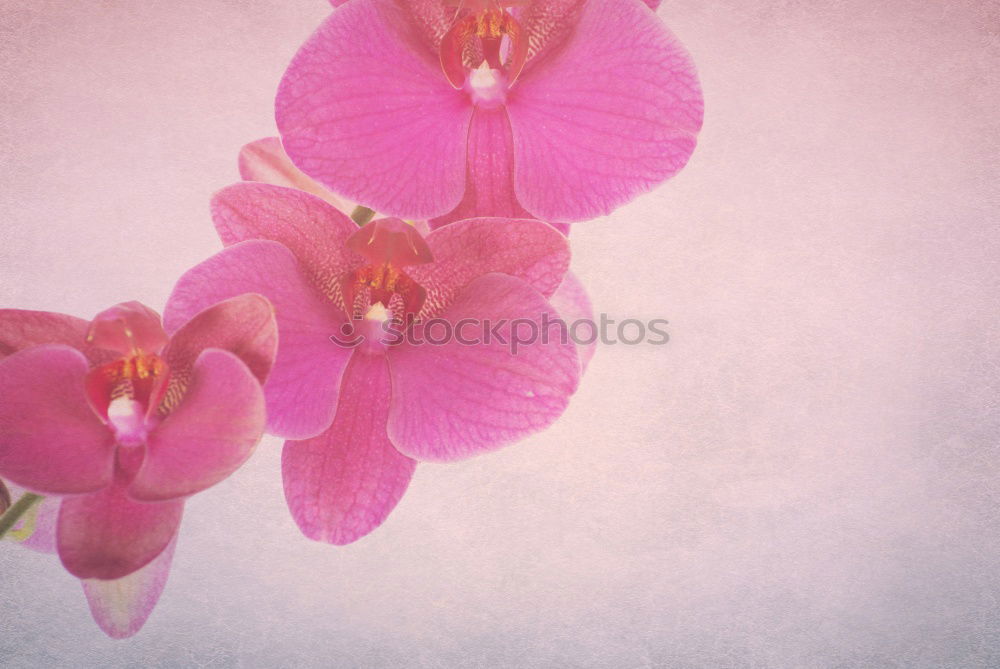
left=0, top=493, right=43, bottom=541
left=351, top=205, right=376, bottom=226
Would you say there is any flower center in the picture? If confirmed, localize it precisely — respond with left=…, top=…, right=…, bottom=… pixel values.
left=340, top=218, right=434, bottom=322
left=439, top=0, right=529, bottom=93
left=85, top=351, right=168, bottom=443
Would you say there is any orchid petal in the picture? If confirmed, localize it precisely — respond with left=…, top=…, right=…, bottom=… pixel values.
left=0, top=309, right=88, bottom=360
left=507, top=0, right=703, bottom=222
left=391, top=0, right=452, bottom=55
left=82, top=533, right=177, bottom=639
left=130, top=349, right=265, bottom=502
left=161, top=293, right=278, bottom=392
left=388, top=273, right=579, bottom=461
left=57, top=484, right=183, bottom=580
left=547, top=271, right=597, bottom=372
left=212, top=182, right=360, bottom=293
left=164, top=240, right=350, bottom=440
left=276, top=0, right=473, bottom=219
left=239, top=137, right=353, bottom=212
left=283, top=352, right=416, bottom=544
left=0, top=346, right=114, bottom=494
left=410, top=217, right=570, bottom=319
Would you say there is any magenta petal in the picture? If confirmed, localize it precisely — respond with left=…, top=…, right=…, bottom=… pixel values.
left=547, top=271, right=597, bottom=372
left=276, top=0, right=473, bottom=219
left=507, top=0, right=703, bottom=222
left=57, top=484, right=183, bottom=580
left=130, top=349, right=265, bottom=502
left=283, top=352, right=416, bottom=544
left=409, top=217, right=569, bottom=318
left=164, top=241, right=350, bottom=439
left=0, top=346, right=114, bottom=494
left=643, top=0, right=662, bottom=8
left=431, top=106, right=531, bottom=227
left=161, top=293, right=278, bottom=389
left=164, top=240, right=350, bottom=440
left=82, top=532, right=176, bottom=639
left=212, top=182, right=360, bottom=287
left=0, top=309, right=88, bottom=361
left=239, top=137, right=352, bottom=211
left=388, top=273, right=580, bottom=461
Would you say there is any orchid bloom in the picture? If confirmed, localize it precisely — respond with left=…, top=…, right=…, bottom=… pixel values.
left=0, top=295, right=277, bottom=637
left=164, top=182, right=588, bottom=544
left=277, top=0, right=703, bottom=225
left=237, top=135, right=595, bottom=362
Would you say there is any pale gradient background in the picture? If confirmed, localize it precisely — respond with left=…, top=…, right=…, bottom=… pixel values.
left=1, top=1, right=999, bottom=666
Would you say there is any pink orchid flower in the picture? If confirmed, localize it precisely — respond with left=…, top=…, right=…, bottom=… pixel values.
left=237, top=135, right=595, bottom=369
left=0, top=295, right=277, bottom=637
left=1, top=479, right=176, bottom=639
left=237, top=134, right=594, bottom=359
left=277, top=0, right=703, bottom=225
left=164, top=182, right=587, bottom=544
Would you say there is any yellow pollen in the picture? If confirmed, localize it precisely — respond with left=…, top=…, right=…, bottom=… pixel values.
left=100, top=353, right=166, bottom=402
left=478, top=10, right=504, bottom=38
left=362, top=263, right=401, bottom=292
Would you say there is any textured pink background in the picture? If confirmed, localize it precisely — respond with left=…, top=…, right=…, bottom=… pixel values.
left=2, top=0, right=999, bottom=666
